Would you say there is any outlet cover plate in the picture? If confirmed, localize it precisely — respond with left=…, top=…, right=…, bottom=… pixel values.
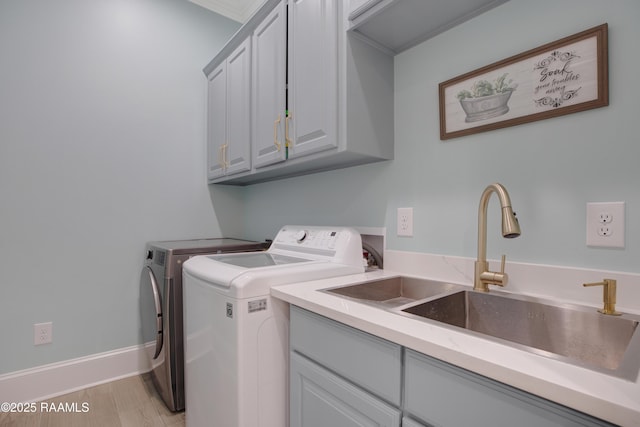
left=34, top=322, right=53, bottom=345
left=397, top=207, right=413, bottom=237
left=586, top=202, right=625, bottom=248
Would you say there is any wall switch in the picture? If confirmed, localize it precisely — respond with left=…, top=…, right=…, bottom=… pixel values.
left=586, top=202, right=625, bottom=248
left=397, top=207, right=413, bottom=237
left=34, top=322, right=53, bottom=345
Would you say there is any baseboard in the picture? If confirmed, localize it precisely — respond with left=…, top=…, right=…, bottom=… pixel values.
left=0, top=344, right=151, bottom=403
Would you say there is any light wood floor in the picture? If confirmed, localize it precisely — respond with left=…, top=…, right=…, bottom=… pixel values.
left=0, top=373, right=185, bottom=426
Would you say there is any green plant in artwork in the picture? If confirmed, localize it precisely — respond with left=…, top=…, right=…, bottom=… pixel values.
left=457, top=73, right=517, bottom=100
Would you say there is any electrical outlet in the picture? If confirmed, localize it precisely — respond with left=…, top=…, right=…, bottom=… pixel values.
left=598, top=212, right=613, bottom=223
left=34, top=322, right=53, bottom=345
left=397, top=207, right=413, bottom=237
left=597, top=226, right=612, bottom=236
left=586, top=202, right=625, bottom=248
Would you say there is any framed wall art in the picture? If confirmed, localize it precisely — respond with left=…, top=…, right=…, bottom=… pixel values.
left=439, top=23, right=608, bottom=140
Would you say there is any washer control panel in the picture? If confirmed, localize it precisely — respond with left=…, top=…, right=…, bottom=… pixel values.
left=274, top=227, right=342, bottom=250
left=270, top=226, right=362, bottom=267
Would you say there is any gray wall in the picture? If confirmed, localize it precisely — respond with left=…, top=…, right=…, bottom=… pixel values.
left=0, top=0, right=240, bottom=374
left=244, top=0, right=640, bottom=274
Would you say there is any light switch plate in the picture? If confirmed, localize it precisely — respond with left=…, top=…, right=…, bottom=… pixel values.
left=586, top=202, right=625, bottom=248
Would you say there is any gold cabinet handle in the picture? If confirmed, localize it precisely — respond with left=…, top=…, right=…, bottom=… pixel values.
left=218, top=145, right=225, bottom=169
left=273, top=114, right=282, bottom=151
left=285, top=111, right=292, bottom=148
left=218, top=144, right=229, bottom=170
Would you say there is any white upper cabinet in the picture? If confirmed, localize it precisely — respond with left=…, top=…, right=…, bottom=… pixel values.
left=206, top=64, right=227, bottom=180
left=348, top=0, right=510, bottom=55
left=251, top=1, right=287, bottom=169
left=225, top=39, right=252, bottom=175
left=204, top=0, right=395, bottom=185
left=287, top=0, right=338, bottom=159
left=206, top=37, right=251, bottom=180
left=202, top=0, right=507, bottom=184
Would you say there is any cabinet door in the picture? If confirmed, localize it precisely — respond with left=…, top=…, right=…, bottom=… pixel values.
left=291, top=352, right=401, bottom=427
left=404, top=350, right=615, bottom=427
left=291, top=306, right=402, bottom=406
left=287, top=0, right=338, bottom=159
left=225, top=38, right=252, bottom=176
left=206, top=64, right=227, bottom=180
left=252, top=1, right=287, bottom=169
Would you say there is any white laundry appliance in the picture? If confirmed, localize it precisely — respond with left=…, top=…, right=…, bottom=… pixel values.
left=183, top=226, right=364, bottom=427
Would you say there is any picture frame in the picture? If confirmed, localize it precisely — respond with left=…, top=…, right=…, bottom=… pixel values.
left=439, top=23, right=608, bottom=140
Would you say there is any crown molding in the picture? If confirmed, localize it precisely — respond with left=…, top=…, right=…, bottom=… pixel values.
left=189, top=0, right=263, bottom=23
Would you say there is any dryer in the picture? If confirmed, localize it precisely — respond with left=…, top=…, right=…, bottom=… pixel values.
left=139, top=238, right=266, bottom=412
left=183, top=226, right=364, bottom=427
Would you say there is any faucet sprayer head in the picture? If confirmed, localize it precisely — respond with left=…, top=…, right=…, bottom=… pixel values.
left=501, top=206, right=521, bottom=238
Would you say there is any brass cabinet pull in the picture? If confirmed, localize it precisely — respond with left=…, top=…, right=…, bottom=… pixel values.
left=285, top=111, right=293, bottom=148
left=218, top=145, right=225, bottom=169
left=218, top=144, right=229, bottom=170
left=274, top=114, right=282, bottom=151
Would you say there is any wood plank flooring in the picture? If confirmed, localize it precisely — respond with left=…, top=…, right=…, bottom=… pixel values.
left=0, top=373, right=185, bottom=426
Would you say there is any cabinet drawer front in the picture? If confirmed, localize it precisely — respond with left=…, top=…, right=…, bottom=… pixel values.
left=404, top=350, right=614, bottom=427
left=291, top=306, right=402, bottom=405
left=291, top=352, right=401, bottom=427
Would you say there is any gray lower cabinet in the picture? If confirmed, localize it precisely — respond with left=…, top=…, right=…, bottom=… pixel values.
left=405, top=349, right=615, bottom=427
left=290, top=306, right=616, bottom=427
left=290, top=353, right=401, bottom=427
left=290, top=306, right=402, bottom=427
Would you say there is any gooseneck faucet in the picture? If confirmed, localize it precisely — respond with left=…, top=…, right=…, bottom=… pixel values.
left=474, top=183, right=521, bottom=292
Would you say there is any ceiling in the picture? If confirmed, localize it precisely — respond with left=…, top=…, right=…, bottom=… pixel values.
left=189, top=0, right=264, bottom=23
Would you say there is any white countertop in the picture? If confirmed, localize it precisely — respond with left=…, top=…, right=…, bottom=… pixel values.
left=272, top=267, right=640, bottom=427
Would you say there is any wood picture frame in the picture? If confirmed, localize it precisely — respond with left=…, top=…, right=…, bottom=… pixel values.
left=439, top=23, right=608, bottom=140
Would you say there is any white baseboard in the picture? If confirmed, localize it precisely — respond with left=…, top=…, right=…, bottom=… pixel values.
left=0, top=344, right=151, bottom=403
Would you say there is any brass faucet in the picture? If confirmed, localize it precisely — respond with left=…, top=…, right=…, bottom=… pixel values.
left=474, top=183, right=521, bottom=292
left=583, top=278, right=621, bottom=315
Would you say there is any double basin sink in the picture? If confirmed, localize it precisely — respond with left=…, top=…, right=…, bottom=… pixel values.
left=324, top=276, right=640, bottom=380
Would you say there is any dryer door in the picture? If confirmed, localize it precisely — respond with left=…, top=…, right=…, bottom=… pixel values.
left=140, top=266, right=163, bottom=359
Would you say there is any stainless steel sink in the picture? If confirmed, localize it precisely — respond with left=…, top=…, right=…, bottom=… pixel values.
left=323, top=276, right=466, bottom=309
left=323, top=277, right=640, bottom=379
left=401, top=290, right=640, bottom=380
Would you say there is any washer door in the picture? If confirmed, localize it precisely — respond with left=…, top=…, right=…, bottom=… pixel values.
left=140, top=266, right=163, bottom=359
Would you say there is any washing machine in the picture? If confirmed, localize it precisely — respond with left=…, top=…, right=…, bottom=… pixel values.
left=139, top=238, right=266, bottom=412
left=183, top=226, right=364, bottom=427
